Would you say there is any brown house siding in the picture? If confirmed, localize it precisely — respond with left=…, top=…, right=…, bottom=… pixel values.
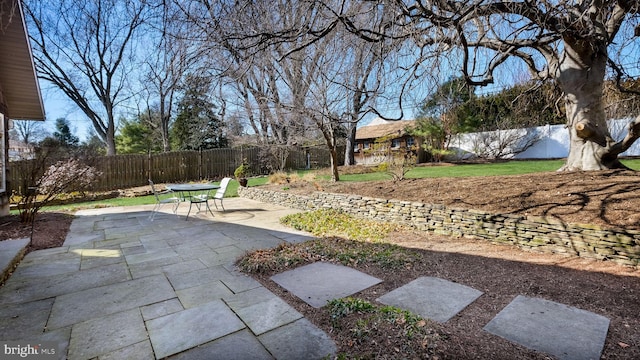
left=354, top=120, right=426, bottom=165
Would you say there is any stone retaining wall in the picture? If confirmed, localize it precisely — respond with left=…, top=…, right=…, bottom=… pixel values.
left=239, top=186, right=640, bottom=267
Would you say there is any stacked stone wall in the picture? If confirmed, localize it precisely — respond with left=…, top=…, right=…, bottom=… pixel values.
left=239, top=187, right=640, bottom=267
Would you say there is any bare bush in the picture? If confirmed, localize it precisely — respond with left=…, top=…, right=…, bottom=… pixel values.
left=16, top=159, right=101, bottom=224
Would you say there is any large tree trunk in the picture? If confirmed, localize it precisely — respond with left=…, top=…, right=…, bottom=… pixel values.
left=344, top=123, right=357, bottom=166
left=557, top=38, right=628, bottom=171
left=329, top=146, right=340, bottom=181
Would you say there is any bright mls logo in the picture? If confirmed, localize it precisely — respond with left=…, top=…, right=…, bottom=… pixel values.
left=2, top=342, right=57, bottom=359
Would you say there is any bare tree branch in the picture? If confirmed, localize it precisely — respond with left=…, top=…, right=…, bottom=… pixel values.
left=24, top=0, right=150, bottom=155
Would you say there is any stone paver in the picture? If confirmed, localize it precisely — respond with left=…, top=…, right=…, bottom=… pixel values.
left=8, top=243, right=79, bottom=279
left=141, top=298, right=184, bottom=321
left=483, top=295, right=610, bottom=360
left=168, top=330, right=274, bottom=360
left=258, top=318, right=337, bottom=360
left=0, top=298, right=54, bottom=340
left=376, top=276, right=484, bottom=323
left=68, top=309, right=147, bottom=359
left=48, top=274, right=175, bottom=329
left=0, top=262, right=130, bottom=305
left=270, top=261, right=382, bottom=308
left=175, top=280, right=234, bottom=308
left=99, top=340, right=155, bottom=360
left=3, top=198, right=340, bottom=359
left=0, top=199, right=338, bottom=359
left=225, top=287, right=303, bottom=335
left=0, top=238, right=29, bottom=280
left=146, top=300, right=245, bottom=358
left=0, top=196, right=613, bottom=359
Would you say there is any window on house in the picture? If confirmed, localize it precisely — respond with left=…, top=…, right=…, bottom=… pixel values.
left=391, top=138, right=400, bottom=148
left=353, top=144, right=359, bottom=152
left=0, top=113, right=5, bottom=193
left=406, top=137, right=415, bottom=147
left=363, top=141, right=370, bottom=149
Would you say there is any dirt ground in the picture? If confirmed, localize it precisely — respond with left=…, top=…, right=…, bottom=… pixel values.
left=0, top=212, right=73, bottom=253
left=1, top=168, right=639, bottom=359
left=252, top=231, right=640, bottom=359
left=278, top=167, right=640, bottom=230
left=254, top=168, right=640, bottom=358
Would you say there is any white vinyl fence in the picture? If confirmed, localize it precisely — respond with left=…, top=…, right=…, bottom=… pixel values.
left=450, top=117, right=640, bottom=160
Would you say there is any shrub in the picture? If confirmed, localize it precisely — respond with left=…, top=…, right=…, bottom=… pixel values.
left=268, top=172, right=291, bottom=185
left=17, top=159, right=101, bottom=224
left=234, top=162, right=250, bottom=178
left=374, top=150, right=417, bottom=181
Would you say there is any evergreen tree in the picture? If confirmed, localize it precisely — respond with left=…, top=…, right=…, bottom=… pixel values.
left=116, top=111, right=164, bottom=154
left=79, top=133, right=107, bottom=157
left=462, top=82, right=564, bottom=131
left=52, top=118, right=79, bottom=148
left=171, top=75, right=227, bottom=150
left=411, top=77, right=476, bottom=158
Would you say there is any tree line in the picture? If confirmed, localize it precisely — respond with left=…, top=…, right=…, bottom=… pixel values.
left=21, top=0, right=640, bottom=178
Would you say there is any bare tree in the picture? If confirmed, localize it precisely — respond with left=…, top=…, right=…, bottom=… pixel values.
left=177, top=0, right=400, bottom=177
left=337, top=33, right=393, bottom=166
left=0, top=0, right=17, bottom=32
left=24, top=0, right=151, bottom=155
left=138, top=1, right=196, bottom=152
left=302, top=14, right=401, bottom=179
left=244, top=0, right=640, bottom=171
left=470, top=126, right=542, bottom=160
left=383, top=1, right=640, bottom=170
left=10, top=120, right=46, bottom=145
left=176, top=0, right=289, bottom=147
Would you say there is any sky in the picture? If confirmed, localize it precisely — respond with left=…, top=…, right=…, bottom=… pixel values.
left=39, top=84, right=92, bottom=141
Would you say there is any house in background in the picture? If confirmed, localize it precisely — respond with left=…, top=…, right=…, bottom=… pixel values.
left=354, top=118, right=426, bottom=165
left=0, top=0, right=46, bottom=215
left=9, top=139, right=35, bottom=160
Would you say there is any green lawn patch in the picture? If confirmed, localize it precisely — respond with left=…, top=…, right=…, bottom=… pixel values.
left=405, top=159, right=566, bottom=178
left=314, top=158, right=638, bottom=182
left=14, top=176, right=270, bottom=214
left=226, top=176, right=269, bottom=197
left=621, top=158, right=640, bottom=170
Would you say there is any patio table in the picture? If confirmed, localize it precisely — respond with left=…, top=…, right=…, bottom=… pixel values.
left=166, top=183, right=220, bottom=219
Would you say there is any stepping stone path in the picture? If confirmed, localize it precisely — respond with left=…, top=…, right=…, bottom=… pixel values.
left=272, top=262, right=610, bottom=360
left=484, top=295, right=610, bottom=360
left=376, top=276, right=483, bottom=323
left=270, top=262, right=382, bottom=308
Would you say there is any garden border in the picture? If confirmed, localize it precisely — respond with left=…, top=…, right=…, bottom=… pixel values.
left=239, top=187, right=640, bottom=267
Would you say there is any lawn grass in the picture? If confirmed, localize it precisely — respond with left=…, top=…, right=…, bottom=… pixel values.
left=326, top=159, right=565, bottom=182
left=405, top=159, right=566, bottom=178
left=16, top=176, right=270, bottom=214
left=20, top=158, right=639, bottom=214
left=35, top=194, right=158, bottom=213
left=227, top=176, right=269, bottom=196
left=318, top=158, right=640, bottom=182
left=621, top=158, right=640, bottom=170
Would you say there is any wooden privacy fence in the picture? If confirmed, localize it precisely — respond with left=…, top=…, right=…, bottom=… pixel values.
left=8, top=146, right=340, bottom=195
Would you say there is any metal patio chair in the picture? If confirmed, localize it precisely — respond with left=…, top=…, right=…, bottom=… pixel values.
left=149, top=180, right=180, bottom=221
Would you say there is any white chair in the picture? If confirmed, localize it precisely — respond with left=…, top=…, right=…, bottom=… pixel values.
left=212, top=177, right=232, bottom=211
left=149, top=180, right=180, bottom=221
